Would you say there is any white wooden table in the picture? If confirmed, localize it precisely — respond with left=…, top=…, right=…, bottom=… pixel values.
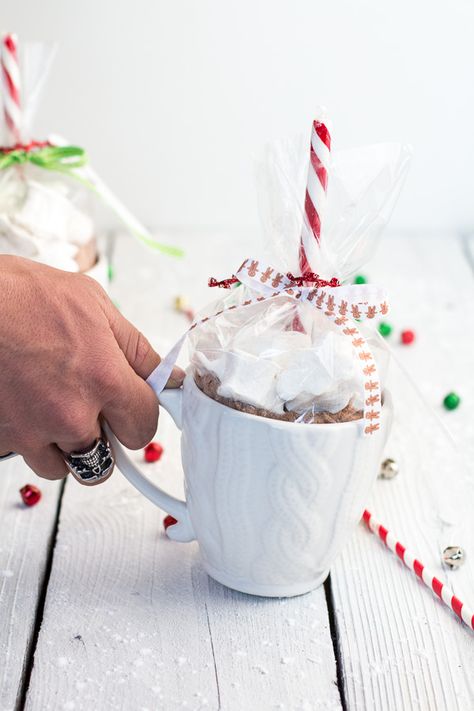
left=1, top=231, right=473, bottom=711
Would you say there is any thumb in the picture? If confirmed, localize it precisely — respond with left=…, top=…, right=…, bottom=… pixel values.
left=106, top=302, right=185, bottom=387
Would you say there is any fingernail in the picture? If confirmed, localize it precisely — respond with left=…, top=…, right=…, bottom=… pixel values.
left=166, top=365, right=186, bottom=388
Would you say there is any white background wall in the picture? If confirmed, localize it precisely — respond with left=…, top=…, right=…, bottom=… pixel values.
left=3, top=0, right=474, bottom=235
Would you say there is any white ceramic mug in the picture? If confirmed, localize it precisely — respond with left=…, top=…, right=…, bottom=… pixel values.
left=108, top=376, right=392, bottom=597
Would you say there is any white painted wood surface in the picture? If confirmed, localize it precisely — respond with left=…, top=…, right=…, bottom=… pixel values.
left=331, top=233, right=474, bottom=710
left=0, top=464, right=61, bottom=711
left=1, top=230, right=473, bottom=710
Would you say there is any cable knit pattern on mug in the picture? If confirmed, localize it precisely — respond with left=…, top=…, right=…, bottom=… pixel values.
left=179, top=377, right=392, bottom=594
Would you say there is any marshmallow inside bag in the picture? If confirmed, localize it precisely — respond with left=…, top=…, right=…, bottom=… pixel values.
left=0, top=212, right=81, bottom=271
left=192, top=296, right=364, bottom=416
left=0, top=214, right=38, bottom=258
left=195, top=349, right=285, bottom=413
left=0, top=169, right=94, bottom=271
left=276, top=333, right=358, bottom=413
left=13, top=180, right=94, bottom=246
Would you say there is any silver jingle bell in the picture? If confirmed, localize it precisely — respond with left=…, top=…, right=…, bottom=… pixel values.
left=442, top=546, right=465, bottom=569
left=379, top=458, right=399, bottom=480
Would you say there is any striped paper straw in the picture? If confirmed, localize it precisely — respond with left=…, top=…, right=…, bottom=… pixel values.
left=299, top=118, right=331, bottom=274
left=362, top=509, right=474, bottom=631
left=1, top=33, right=21, bottom=144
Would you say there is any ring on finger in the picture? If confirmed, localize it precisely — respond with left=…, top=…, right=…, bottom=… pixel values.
left=61, top=428, right=115, bottom=486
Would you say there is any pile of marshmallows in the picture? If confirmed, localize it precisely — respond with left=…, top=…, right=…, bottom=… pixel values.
left=0, top=173, right=93, bottom=272
left=193, top=308, right=362, bottom=417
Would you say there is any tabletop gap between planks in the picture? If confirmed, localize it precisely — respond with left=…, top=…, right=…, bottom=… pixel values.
left=15, top=478, right=67, bottom=711
left=324, top=575, right=349, bottom=711
left=0, top=458, right=64, bottom=711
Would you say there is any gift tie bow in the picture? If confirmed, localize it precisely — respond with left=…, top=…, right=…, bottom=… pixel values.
left=0, top=141, right=86, bottom=172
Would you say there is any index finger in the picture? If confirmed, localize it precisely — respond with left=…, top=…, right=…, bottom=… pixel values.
left=104, top=301, right=185, bottom=387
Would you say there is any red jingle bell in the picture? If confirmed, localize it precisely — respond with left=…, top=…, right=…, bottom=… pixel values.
left=401, top=329, right=415, bottom=345
left=163, top=514, right=178, bottom=530
left=19, top=484, right=42, bottom=507
left=144, top=441, right=164, bottom=463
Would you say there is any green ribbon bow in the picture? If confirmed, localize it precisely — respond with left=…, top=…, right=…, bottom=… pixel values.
left=0, top=142, right=183, bottom=257
left=0, top=144, right=87, bottom=172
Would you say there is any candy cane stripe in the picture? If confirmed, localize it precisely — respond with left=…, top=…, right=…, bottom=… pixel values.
left=300, top=118, right=331, bottom=272
left=310, top=132, right=331, bottom=173
left=2, top=48, right=20, bottom=91
left=4, top=34, right=16, bottom=53
left=395, top=541, right=406, bottom=561
left=413, top=559, right=424, bottom=578
left=441, top=585, right=454, bottom=606
left=379, top=524, right=389, bottom=544
left=312, top=165, right=328, bottom=192
left=432, top=576, right=443, bottom=598
left=1, top=33, right=21, bottom=143
left=451, top=596, right=463, bottom=620
left=304, top=189, right=321, bottom=240
left=404, top=549, right=415, bottom=570
left=314, top=120, right=331, bottom=150
left=310, top=148, right=329, bottom=188
left=2, top=63, right=20, bottom=104
left=307, top=165, right=326, bottom=216
left=362, top=510, right=474, bottom=632
left=421, top=568, right=433, bottom=587
left=2, top=37, right=20, bottom=93
left=385, top=531, right=397, bottom=551
left=462, top=606, right=474, bottom=627
left=3, top=95, right=20, bottom=122
left=298, top=242, right=311, bottom=274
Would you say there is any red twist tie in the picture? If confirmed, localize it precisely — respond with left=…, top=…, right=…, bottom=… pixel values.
left=208, top=276, right=240, bottom=289
left=286, top=272, right=340, bottom=288
left=0, top=140, right=51, bottom=154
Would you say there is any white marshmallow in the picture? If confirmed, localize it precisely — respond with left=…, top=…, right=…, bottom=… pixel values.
left=290, top=381, right=358, bottom=415
left=234, top=328, right=311, bottom=360
left=276, top=349, right=334, bottom=402
left=192, top=302, right=364, bottom=417
left=194, top=350, right=284, bottom=413
left=0, top=172, right=94, bottom=271
left=13, top=180, right=94, bottom=246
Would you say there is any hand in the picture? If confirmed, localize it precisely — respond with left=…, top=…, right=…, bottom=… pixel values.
left=0, top=256, right=184, bottom=481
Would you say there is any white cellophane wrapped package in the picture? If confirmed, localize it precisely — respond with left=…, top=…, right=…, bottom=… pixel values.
left=0, top=162, right=97, bottom=273
left=0, top=41, right=101, bottom=273
left=189, top=133, right=411, bottom=425
left=0, top=37, right=181, bottom=277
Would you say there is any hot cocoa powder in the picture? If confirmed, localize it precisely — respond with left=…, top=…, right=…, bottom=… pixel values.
left=194, top=370, right=362, bottom=424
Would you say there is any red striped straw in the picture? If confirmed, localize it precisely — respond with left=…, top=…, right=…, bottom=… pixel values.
left=362, top=509, right=474, bottom=631
left=299, top=118, right=331, bottom=274
left=1, top=33, right=21, bottom=144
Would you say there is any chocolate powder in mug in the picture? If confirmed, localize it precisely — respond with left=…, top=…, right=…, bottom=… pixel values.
left=194, top=370, right=362, bottom=424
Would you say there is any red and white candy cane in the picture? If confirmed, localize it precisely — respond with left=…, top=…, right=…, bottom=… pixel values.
left=362, top=510, right=474, bottom=631
left=299, top=118, right=331, bottom=274
left=1, top=33, right=21, bottom=144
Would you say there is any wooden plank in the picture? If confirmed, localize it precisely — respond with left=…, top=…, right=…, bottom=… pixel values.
left=0, top=460, right=61, bottom=711
left=330, top=234, right=474, bottom=710
left=202, top=578, right=341, bottom=710
left=24, top=233, right=341, bottom=710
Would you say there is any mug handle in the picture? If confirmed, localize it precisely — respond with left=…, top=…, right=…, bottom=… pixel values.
left=104, top=387, right=195, bottom=543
